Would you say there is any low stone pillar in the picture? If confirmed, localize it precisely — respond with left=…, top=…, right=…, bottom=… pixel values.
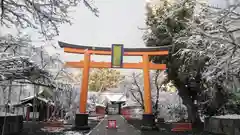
left=0, top=115, right=23, bottom=135
left=141, top=114, right=158, bottom=130
left=75, top=113, right=90, bottom=130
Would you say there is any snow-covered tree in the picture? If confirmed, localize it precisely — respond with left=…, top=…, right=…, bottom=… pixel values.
left=0, top=0, right=99, bottom=120
left=144, top=0, right=240, bottom=125
left=87, top=93, right=98, bottom=112
left=176, top=1, right=240, bottom=115
left=0, top=0, right=99, bottom=39
left=143, top=0, right=207, bottom=125
left=0, top=33, right=77, bottom=115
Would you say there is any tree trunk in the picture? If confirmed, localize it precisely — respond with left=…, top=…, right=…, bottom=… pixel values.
left=179, top=91, right=202, bottom=126
left=184, top=98, right=202, bottom=126
left=175, top=79, right=203, bottom=127
left=205, top=84, right=228, bottom=116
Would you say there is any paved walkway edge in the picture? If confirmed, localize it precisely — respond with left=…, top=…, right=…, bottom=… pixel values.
left=86, top=116, right=105, bottom=135
left=120, top=115, right=141, bottom=134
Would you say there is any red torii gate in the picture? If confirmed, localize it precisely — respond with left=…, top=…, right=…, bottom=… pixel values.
left=59, top=41, right=168, bottom=129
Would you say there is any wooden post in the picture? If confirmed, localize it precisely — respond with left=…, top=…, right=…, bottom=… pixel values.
left=142, top=54, right=152, bottom=114
left=26, top=107, right=30, bottom=121
left=47, top=104, right=49, bottom=120
left=79, top=52, right=90, bottom=113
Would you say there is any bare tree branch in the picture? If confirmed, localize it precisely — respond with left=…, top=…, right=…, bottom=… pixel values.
left=129, top=88, right=144, bottom=108
left=154, top=70, right=160, bottom=114
left=0, top=0, right=99, bottom=39
left=132, top=72, right=144, bottom=105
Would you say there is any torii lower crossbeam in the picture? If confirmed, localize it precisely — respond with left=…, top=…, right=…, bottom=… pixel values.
left=65, top=61, right=166, bottom=70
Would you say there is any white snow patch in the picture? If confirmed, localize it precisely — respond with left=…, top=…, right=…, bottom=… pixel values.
left=0, top=112, right=21, bottom=116
left=64, top=131, right=83, bottom=135
left=213, top=114, right=240, bottom=119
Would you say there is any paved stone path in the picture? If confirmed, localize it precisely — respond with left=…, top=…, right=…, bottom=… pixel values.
left=88, top=115, right=141, bottom=135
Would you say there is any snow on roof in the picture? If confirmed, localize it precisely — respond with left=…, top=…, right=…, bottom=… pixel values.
left=21, top=96, right=53, bottom=104
left=21, top=96, right=35, bottom=101
left=95, top=103, right=106, bottom=107
left=104, top=94, right=126, bottom=102
left=38, top=88, right=53, bottom=97
left=88, top=91, right=126, bottom=102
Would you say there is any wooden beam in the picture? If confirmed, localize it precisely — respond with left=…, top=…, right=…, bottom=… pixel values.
left=65, top=61, right=166, bottom=70
left=142, top=54, right=152, bottom=114
left=64, top=47, right=169, bottom=56
left=58, top=41, right=169, bottom=52
left=79, top=53, right=90, bottom=113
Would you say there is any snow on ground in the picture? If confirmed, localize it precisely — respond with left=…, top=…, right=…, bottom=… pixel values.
left=0, top=112, right=22, bottom=116
left=63, top=131, right=83, bottom=135
left=213, top=114, right=240, bottom=119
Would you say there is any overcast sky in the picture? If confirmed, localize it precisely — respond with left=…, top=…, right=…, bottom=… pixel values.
left=49, top=0, right=147, bottom=74
left=50, top=0, right=224, bottom=57
left=51, top=0, right=146, bottom=60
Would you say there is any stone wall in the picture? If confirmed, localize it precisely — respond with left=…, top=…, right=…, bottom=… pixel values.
left=0, top=115, right=23, bottom=135
left=204, top=115, right=240, bottom=135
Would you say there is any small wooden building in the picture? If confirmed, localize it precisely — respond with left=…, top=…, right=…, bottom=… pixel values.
left=88, top=91, right=127, bottom=115
left=95, top=103, right=106, bottom=114
left=14, top=96, right=55, bottom=121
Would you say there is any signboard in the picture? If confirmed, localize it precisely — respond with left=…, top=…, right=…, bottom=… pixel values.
left=111, top=44, right=124, bottom=68
left=107, top=120, right=117, bottom=128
